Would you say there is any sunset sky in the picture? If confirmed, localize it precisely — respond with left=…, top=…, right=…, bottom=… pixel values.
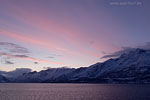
left=0, top=0, right=149, bottom=71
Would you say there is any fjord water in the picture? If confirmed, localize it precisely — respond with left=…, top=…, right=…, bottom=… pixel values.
left=0, top=84, right=150, bottom=100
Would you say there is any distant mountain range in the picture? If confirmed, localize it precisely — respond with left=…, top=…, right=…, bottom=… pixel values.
left=1, top=48, right=150, bottom=83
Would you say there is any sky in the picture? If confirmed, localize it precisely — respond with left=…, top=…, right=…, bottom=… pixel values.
left=0, top=0, right=149, bottom=71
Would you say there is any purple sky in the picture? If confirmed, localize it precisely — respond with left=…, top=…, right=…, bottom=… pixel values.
left=0, top=0, right=149, bottom=71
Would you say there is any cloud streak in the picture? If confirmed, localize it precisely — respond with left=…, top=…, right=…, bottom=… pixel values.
left=0, top=41, right=64, bottom=65
left=101, top=47, right=134, bottom=59
left=0, top=41, right=30, bottom=54
left=0, top=52, right=64, bottom=65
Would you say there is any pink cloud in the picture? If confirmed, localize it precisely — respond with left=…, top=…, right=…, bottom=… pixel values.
left=0, top=1, right=120, bottom=59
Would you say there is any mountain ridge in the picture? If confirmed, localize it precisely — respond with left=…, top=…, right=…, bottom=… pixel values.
left=1, top=48, right=150, bottom=83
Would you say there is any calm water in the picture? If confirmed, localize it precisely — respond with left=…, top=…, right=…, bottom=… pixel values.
left=0, top=83, right=150, bottom=100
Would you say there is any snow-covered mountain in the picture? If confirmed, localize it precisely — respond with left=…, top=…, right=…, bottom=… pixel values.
left=0, top=68, right=31, bottom=82
left=15, top=67, right=75, bottom=83
left=1, top=48, right=150, bottom=83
